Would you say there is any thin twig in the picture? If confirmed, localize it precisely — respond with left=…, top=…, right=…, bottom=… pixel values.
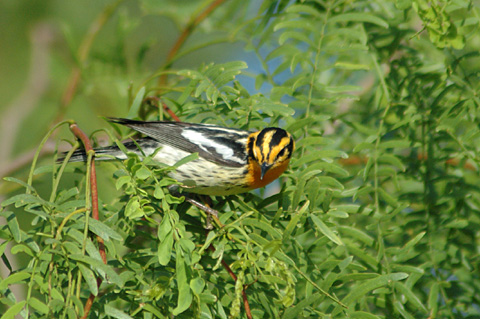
left=69, top=123, right=106, bottom=319
left=208, top=245, right=252, bottom=319
left=144, top=96, right=182, bottom=122
left=184, top=194, right=252, bottom=318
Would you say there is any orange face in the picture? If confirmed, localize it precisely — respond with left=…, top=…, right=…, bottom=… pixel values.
left=245, top=127, right=295, bottom=190
left=247, top=157, right=292, bottom=190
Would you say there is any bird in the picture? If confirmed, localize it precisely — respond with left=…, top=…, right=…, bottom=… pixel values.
left=64, top=118, right=295, bottom=196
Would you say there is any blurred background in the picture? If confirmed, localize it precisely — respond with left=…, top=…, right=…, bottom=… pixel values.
left=0, top=0, right=251, bottom=184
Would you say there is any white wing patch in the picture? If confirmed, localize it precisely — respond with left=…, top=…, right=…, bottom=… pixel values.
left=182, top=129, right=238, bottom=162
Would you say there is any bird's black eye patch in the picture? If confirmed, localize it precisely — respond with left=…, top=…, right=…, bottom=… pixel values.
left=270, top=129, right=288, bottom=146
left=247, top=136, right=256, bottom=159
left=276, top=147, right=286, bottom=159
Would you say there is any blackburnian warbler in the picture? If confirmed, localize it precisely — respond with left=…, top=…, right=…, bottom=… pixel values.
left=65, top=118, right=295, bottom=196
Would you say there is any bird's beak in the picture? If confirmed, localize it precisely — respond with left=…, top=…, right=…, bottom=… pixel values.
left=260, top=163, right=272, bottom=180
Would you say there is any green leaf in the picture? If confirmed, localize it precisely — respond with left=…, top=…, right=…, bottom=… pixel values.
left=393, top=300, right=416, bottom=319
left=105, top=304, right=134, bottom=319
left=282, top=293, right=324, bottom=319
left=179, top=238, right=195, bottom=254
left=78, top=264, right=98, bottom=296
left=174, top=152, right=199, bottom=168
left=377, top=187, right=398, bottom=207
left=378, top=139, right=410, bottom=149
left=343, top=241, right=378, bottom=269
left=153, top=185, right=165, bottom=199
left=391, top=265, right=425, bottom=274
left=69, top=254, right=123, bottom=287
left=378, top=154, right=405, bottom=171
left=0, top=272, right=31, bottom=290
left=394, top=282, right=428, bottom=313
left=403, top=231, right=426, bottom=251
left=338, top=273, right=378, bottom=282
left=88, top=218, right=123, bottom=241
left=125, top=197, right=144, bottom=219
left=445, top=219, right=468, bottom=228
left=295, top=136, right=331, bottom=148
left=279, top=31, right=313, bottom=46
left=349, top=311, right=381, bottom=319
left=338, top=226, right=374, bottom=246
left=3, top=177, right=36, bottom=193
left=4, top=211, right=21, bottom=242
left=285, top=117, right=320, bottom=133
left=286, top=4, right=323, bottom=18
left=428, top=282, right=439, bottom=316
left=283, top=201, right=309, bottom=240
left=172, top=250, right=192, bottom=315
left=127, top=86, right=146, bottom=119
left=142, top=303, right=166, bottom=318
left=0, top=242, right=12, bottom=272
left=135, top=166, right=151, bottom=180
left=316, top=176, right=344, bottom=190
left=28, top=297, right=49, bottom=314
left=242, top=219, right=282, bottom=239
left=1, top=301, right=26, bottom=319
left=157, top=231, right=174, bottom=266
left=190, top=277, right=205, bottom=295
left=115, top=175, right=131, bottom=190
left=1, top=194, right=52, bottom=209
left=339, top=273, right=408, bottom=310
left=329, top=12, right=389, bottom=28
left=50, top=287, right=64, bottom=301
left=274, top=19, right=316, bottom=33
left=256, top=100, right=295, bottom=116
left=310, top=214, right=343, bottom=246
left=65, top=228, right=104, bottom=262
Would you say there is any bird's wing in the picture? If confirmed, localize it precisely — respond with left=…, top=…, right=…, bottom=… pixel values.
left=108, top=118, right=250, bottom=167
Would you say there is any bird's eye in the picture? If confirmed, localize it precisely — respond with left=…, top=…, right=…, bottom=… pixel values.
left=276, top=148, right=286, bottom=160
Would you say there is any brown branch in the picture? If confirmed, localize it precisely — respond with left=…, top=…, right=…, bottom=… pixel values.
left=158, top=0, right=227, bottom=87
left=144, top=96, right=182, bottom=122
left=208, top=244, right=252, bottom=319
left=69, top=123, right=107, bottom=319
left=242, top=285, right=252, bottom=319
left=161, top=101, right=181, bottom=122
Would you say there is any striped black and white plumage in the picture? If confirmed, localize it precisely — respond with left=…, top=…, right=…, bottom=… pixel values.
left=64, top=118, right=295, bottom=196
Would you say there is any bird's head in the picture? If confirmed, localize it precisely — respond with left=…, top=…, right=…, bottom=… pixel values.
left=249, top=127, right=295, bottom=180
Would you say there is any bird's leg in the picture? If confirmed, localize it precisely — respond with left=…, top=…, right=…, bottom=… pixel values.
left=184, top=196, right=223, bottom=229
left=167, top=186, right=223, bottom=228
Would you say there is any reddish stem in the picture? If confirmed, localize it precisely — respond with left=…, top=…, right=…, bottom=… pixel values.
left=208, top=245, right=252, bottom=319
left=161, top=102, right=181, bottom=122
left=144, top=96, right=182, bottom=122
left=69, top=123, right=107, bottom=319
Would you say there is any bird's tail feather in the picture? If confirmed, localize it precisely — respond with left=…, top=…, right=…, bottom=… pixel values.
left=57, top=139, right=151, bottom=163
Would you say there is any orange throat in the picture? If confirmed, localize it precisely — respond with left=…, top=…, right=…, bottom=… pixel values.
left=247, top=159, right=291, bottom=190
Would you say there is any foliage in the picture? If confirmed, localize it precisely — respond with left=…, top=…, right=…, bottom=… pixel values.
left=1, top=0, right=480, bottom=318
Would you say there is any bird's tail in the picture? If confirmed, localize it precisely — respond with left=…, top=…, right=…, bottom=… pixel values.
left=57, top=139, right=152, bottom=163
